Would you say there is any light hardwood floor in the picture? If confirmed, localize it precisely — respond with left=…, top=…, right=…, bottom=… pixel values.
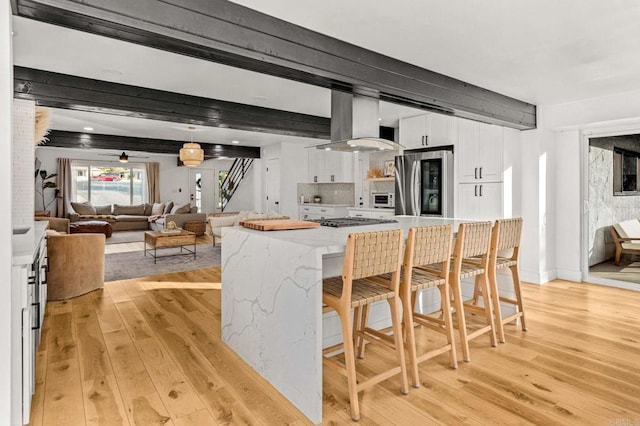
left=29, top=270, right=640, bottom=425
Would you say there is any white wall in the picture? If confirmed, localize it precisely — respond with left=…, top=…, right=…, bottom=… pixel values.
left=1, top=1, right=13, bottom=420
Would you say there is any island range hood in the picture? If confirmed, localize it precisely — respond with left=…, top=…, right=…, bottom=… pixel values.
left=314, top=90, right=404, bottom=152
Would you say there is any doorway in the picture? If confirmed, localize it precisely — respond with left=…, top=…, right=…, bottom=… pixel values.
left=266, top=158, right=280, bottom=213
left=189, top=168, right=216, bottom=214
left=583, top=131, right=640, bottom=290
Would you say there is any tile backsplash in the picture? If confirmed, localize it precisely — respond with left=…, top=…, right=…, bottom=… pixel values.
left=297, top=183, right=355, bottom=205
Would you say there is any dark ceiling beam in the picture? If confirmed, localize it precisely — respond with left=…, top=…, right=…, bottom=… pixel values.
left=14, top=67, right=331, bottom=139
left=15, top=0, right=536, bottom=129
left=44, top=130, right=261, bottom=159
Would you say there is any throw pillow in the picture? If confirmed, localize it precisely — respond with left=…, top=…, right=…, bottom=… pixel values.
left=163, top=202, right=174, bottom=215
left=171, top=203, right=191, bottom=214
left=94, top=205, right=112, bottom=215
left=151, top=202, right=165, bottom=216
left=113, top=204, right=145, bottom=215
left=144, top=203, right=153, bottom=216
left=45, top=229, right=60, bottom=237
left=71, top=201, right=96, bottom=215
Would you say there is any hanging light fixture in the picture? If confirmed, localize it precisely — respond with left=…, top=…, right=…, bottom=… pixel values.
left=118, top=152, right=129, bottom=163
left=180, top=126, right=204, bottom=167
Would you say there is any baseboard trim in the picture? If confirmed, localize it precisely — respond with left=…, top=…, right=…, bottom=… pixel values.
left=556, top=269, right=582, bottom=282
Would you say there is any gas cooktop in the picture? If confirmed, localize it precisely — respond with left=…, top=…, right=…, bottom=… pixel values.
left=313, top=217, right=398, bottom=228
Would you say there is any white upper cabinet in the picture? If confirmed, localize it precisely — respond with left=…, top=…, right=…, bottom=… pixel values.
left=457, top=118, right=503, bottom=183
left=399, top=113, right=456, bottom=150
left=308, top=148, right=353, bottom=183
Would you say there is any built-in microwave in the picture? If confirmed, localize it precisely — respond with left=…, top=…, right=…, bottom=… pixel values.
left=372, top=192, right=394, bottom=208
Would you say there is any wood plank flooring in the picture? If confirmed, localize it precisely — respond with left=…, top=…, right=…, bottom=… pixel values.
left=29, top=270, right=640, bottom=425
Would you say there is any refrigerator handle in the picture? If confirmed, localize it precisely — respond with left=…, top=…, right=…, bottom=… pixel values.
left=412, top=161, right=420, bottom=215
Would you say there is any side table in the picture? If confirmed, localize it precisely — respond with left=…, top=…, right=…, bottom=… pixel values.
left=183, top=220, right=206, bottom=236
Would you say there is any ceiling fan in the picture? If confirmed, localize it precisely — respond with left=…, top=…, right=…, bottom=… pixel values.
left=98, top=152, right=149, bottom=163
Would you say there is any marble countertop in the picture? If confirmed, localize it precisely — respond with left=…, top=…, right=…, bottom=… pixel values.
left=225, top=216, right=468, bottom=254
left=348, top=207, right=395, bottom=212
left=297, top=203, right=354, bottom=208
left=13, top=221, right=48, bottom=266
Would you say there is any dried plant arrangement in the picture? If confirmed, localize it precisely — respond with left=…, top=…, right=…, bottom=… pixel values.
left=34, top=106, right=51, bottom=145
left=366, top=166, right=385, bottom=179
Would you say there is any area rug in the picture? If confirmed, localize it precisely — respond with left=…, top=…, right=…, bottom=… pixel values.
left=106, top=230, right=146, bottom=245
left=104, top=243, right=221, bottom=281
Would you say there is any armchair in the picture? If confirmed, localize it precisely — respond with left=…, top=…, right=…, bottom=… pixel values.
left=47, top=233, right=106, bottom=300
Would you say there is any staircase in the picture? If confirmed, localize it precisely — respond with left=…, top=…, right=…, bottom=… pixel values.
left=220, top=158, right=253, bottom=211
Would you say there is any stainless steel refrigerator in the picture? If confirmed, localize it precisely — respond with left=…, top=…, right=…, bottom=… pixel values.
left=394, top=149, right=454, bottom=217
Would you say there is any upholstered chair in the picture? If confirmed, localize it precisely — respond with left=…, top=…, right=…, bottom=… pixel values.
left=46, top=232, right=106, bottom=300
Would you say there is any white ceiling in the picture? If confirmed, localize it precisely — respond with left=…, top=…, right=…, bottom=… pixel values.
left=12, top=1, right=640, bottom=150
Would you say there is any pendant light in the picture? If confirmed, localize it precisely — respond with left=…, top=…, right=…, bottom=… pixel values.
left=118, top=152, right=129, bottom=163
left=180, top=126, right=204, bottom=167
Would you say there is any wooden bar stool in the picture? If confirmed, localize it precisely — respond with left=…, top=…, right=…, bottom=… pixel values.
left=322, top=229, right=408, bottom=421
left=400, top=224, right=456, bottom=388
left=481, top=217, right=526, bottom=342
left=451, top=221, right=497, bottom=362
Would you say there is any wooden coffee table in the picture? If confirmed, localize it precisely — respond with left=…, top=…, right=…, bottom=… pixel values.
left=144, top=230, right=196, bottom=264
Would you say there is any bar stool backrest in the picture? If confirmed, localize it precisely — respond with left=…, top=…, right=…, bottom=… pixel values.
left=451, top=221, right=493, bottom=272
left=459, top=221, right=493, bottom=259
left=495, top=217, right=523, bottom=252
left=346, top=230, right=403, bottom=281
left=406, top=224, right=453, bottom=269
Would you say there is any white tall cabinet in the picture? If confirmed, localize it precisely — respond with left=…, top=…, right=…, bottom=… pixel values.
left=456, top=118, right=505, bottom=220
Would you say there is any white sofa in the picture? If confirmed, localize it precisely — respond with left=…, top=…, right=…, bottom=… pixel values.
left=208, top=211, right=288, bottom=245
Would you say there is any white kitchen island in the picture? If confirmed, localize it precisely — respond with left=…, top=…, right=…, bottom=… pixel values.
left=221, top=216, right=470, bottom=424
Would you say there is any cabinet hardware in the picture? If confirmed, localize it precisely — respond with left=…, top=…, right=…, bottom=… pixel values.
left=331, top=175, right=335, bottom=182
left=479, top=185, right=483, bottom=197
left=421, top=135, right=424, bottom=145
left=474, top=167, right=478, bottom=179
left=31, top=302, right=40, bottom=330
left=479, top=167, right=483, bottom=179
left=474, top=185, right=478, bottom=197
left=424, top=135, right=428, bottom=146
left=313, top=176, right=318, bottom=183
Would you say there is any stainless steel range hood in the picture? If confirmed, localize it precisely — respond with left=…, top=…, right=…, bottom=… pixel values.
left=314, top=91, right=404, bottom=152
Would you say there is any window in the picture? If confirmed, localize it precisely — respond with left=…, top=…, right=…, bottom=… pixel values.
left=71, top=162, right=147, bottom=205
left=614, top=148, right=640, bottom=195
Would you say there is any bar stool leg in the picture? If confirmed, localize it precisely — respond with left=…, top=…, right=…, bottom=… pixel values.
left=510, top=265, right=527, bottom=331
left=388, top=296, right=409, bottom=395
left=478, top=273, right=498, bottom=347
left=402, top=292, right=421, bottom=388
left=450, top=272, right=470, bottom=362
left=338, top=309, right=361, bottom=421
left=438, top=283, right=458, bottom=369
left=488, top=267, right=506, bottom=343
left=356, top=305, right=370, bottom=359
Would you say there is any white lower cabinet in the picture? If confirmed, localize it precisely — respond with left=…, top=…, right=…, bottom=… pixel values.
left=12, top=225, right=47, bottom=425
left=299, top=205, right=349, bottom=220
left=347, top=209, right=395, bottom=219
left=456, top=182, right=503, bottom=220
